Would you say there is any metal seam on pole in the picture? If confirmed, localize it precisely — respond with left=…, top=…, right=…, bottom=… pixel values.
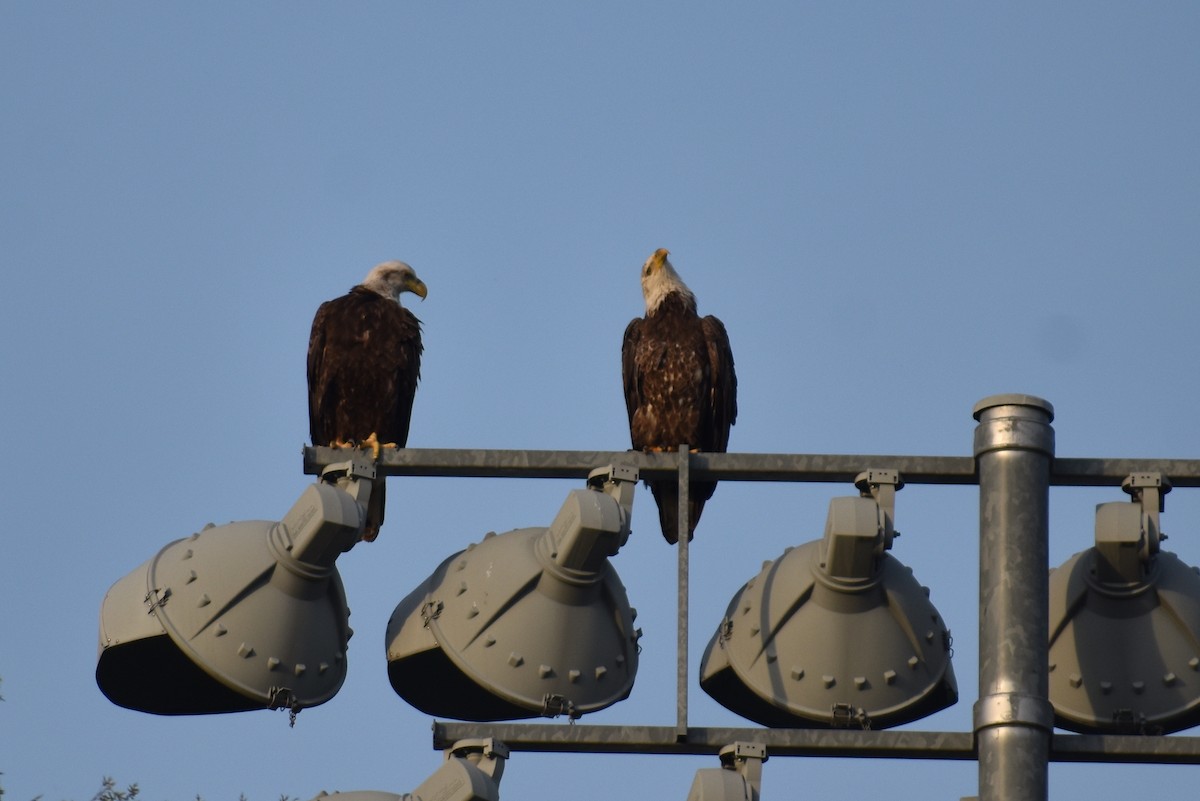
left=974, top=692, right=1055, bottom=732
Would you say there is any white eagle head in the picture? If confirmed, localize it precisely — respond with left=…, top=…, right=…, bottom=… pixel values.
left=640, top=248, right=695, bottom=314
left=363, top=260, right=428, bottom=304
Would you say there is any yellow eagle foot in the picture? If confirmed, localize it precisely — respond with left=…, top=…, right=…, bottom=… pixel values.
left=359, top=432, right=399, bottom=461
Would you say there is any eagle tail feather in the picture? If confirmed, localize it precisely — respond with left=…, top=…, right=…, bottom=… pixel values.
left=649, top=481, right=710, bottom=544
left=361, top=478, right=386, bottom=543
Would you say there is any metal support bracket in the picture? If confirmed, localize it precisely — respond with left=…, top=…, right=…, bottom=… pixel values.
left=719, top=742, right=767, bottom=799
left=1122, top=471, right=1172, bottom=556
left=854, top=468, right=903, bottom=552
left=319, top=454, right=377, bottom=511
left=587, top=463, right=639, bottom=518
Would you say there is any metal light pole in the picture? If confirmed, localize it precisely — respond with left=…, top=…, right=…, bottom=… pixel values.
left=973, top=394, right=1056, bottom=801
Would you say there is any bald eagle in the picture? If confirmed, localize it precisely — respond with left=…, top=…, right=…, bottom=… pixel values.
left=622, top=248, right=737, bottom=543
left=307, top=260, right=427, bottom=542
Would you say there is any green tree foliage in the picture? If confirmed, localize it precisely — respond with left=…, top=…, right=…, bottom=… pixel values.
left=90, top=778, right=139, bottom=801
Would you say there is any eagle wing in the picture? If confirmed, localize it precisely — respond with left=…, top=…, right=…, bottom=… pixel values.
left=620, top=317, right=644, bottom=431
left=307, top=300, right=336, bottom=445
left=701, top=314, right=737, bottom=452
left=381, top=310, right=422, bottom=446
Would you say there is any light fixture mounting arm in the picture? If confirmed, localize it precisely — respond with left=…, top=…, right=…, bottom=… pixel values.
left=1121, top=471, right=1172, bottom=557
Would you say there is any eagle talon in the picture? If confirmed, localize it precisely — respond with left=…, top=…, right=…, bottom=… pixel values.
left=359, top=432, right=381, bottom=461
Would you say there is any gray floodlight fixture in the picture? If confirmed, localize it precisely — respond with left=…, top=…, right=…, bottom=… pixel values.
left=700, top=469, right=958, bottom=728
left=1049, top=473, right=1200, bottom=734
left=685, top=742, right=766, bottom=801
left=96, top=457, right=375, bottom=715
left=386, top=465, right=642, bottom=721
left=307, top=739, right=508, bottom=801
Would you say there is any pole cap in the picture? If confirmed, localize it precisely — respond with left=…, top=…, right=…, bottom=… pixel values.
left=972, top=394, right=1054, bottom=422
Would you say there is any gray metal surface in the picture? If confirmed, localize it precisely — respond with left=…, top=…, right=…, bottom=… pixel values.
left=698, top=491, right=957, bottom=729
left=433, top=721, right=977, bottom=758
left=1048, top=486, right=1200, bottom=734
left=433, top=721, right=1200, bottom=763
left=1050, top=732, right=1200, bottom=763
left=305, top=447, right=981, bottom=484
left=299, top=401, right=1200, bottom=787
left=385, top=473, right=640, bottom=721
left=308, top=739, right=506, bottom=801
left=97, top=482, right=358, bottom=715
left=686, top=743, right=765, bottom=801
left=972, top=395, right=1055, bottom=801
left=305, top=446, right=1200, bottom=486
left=676, top=444, right=692, bottom=738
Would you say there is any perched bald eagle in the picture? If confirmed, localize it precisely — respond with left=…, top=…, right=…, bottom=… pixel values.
left=307, top=260, right=427, bottom=542
left=622, top=248, right=737, bottom=543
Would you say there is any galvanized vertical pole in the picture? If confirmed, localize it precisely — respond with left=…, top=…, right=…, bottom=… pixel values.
left=972, top=394, right=1056, bottom=801
left=676, top=444, right=690, bottom=738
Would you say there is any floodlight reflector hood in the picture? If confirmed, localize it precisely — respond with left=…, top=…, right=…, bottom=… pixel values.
left=308, top=738, right=507, bottom=801
left=685, top=742, right=766, bottom=801
left=700, top=471, right=957, bottom=728
left=96, top=474, right=365, bottom=715
left=1049, top=474, right=1200, bottom=734
left=386, top=467, right=641, bottom=721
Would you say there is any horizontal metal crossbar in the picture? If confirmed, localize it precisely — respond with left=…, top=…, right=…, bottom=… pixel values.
left=304, top=446, right=1200, bottom=487
left=432, top=722, right=976, bottom=760
left=310, top=444, right=1200, bottom=768
left=1051, top=457, right=1200, bottom=487
left=432, top=722, right=1200, bottom=764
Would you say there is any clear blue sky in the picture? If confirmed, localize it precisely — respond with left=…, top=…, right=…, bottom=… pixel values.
left=3, top=3, right=1199, bottom=800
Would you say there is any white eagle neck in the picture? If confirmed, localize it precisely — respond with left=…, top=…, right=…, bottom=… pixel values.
left=361, top=268, right=405, bottom=305
left=643, top=262, right=697, bottom=316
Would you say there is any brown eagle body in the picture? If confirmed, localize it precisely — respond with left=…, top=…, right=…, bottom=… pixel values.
left=622, top=248, right=737, bottom=543
left=307, top=261, right=426, bottom=541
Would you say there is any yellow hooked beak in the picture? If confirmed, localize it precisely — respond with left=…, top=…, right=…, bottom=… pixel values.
left=644, top=248, right=670, bottom=276
left=406, top=276, right=428, bottom=300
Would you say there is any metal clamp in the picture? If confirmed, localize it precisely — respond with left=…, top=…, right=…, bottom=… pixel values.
left=1123, top=472, right=1172, bottom=555
left=855, top=469, right=903, bottom=551
left=973, top=692, right=1055, bottom=733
